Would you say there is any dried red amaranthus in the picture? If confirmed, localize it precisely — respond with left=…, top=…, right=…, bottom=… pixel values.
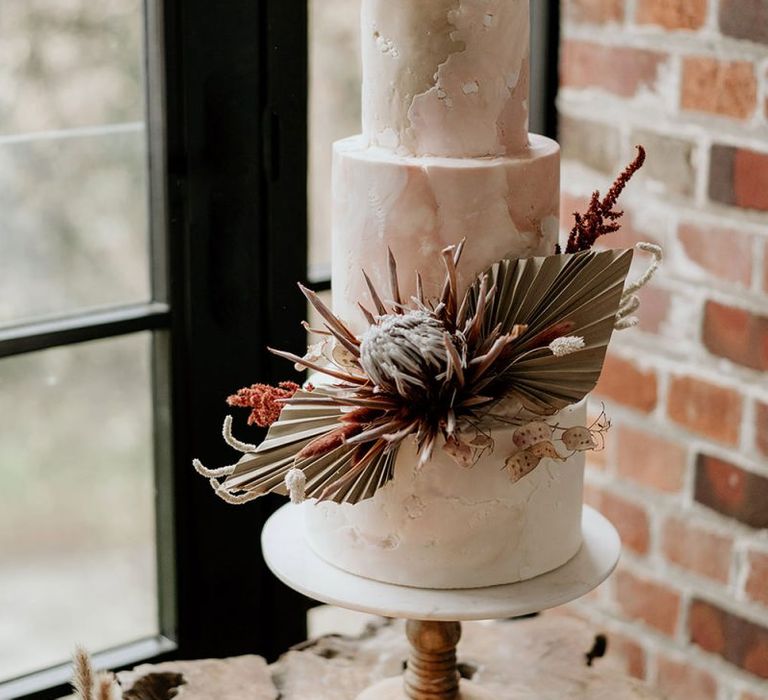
left=227, top=381, right=301, bottom=427
left=565, top=145, right=646, bottom=254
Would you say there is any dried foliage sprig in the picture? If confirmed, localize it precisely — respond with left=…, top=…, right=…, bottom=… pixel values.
left=72, top=648, right=120, bottom=700
left=227, top=382, right=301, bottom=427
left=195, top=244, right=634, bottom=505
left=73, top=647, right=95, bottom=700
left=615, top=242, right=664, bottom=330
left=565, top=146, right=646, bottom=254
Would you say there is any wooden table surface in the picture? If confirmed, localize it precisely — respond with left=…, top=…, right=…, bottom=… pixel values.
left=118, top=612, right=667, bottom=699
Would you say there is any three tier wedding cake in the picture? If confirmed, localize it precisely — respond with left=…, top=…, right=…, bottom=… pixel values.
left=195, top=0, right=660, bottom=590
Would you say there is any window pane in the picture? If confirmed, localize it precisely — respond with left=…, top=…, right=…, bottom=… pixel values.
left=0, top=333, right=157, bottom=681
left=308, top=0, right=361, bottom=277
left=0, top=0, right=150, bottom=327
left=0, top=1, right=144, bottom=134
left=0, top=130, right=149, bottom=326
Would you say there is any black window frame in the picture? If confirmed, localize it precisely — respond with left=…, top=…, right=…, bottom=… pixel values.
left=160, top=0, right=311, bottom=666
left=2, top=1, right=560, bottom=697
left=3, top=1, right=309, bottom=698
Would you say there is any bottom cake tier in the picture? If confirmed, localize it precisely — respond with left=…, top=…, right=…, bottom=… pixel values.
left=303, top=401, right=586, bottom=590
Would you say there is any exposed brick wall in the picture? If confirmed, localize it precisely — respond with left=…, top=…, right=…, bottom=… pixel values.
left=559, top=2, right=768, bottom=698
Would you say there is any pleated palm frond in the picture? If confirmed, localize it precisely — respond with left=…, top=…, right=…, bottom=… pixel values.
left=222, top=390, right=396, bottom=504
left=464, top=248, right=633, bottom=414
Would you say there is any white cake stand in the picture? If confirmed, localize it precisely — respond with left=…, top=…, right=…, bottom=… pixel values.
left=262, top=504, right=620, bottom=699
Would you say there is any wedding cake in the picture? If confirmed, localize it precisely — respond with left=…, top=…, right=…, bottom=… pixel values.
left=309, top=0, right=575, bottom=589
left=195, top=0, right=657, bottom=591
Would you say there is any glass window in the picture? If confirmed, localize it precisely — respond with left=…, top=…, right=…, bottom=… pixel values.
left=0, top=0, right=150, bottom=327
left=0, top=130, right=150, bottom=326
left=308, top=0, right=361, bottom=280
left=0, top=333, right=157, bottom=681
left=0, top=0, right=157, bottom=687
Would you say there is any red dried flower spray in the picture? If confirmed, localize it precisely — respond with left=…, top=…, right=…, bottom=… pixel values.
left=565, top=145, right=646, bottom=254
left=227, top=381, right=301, bottom=427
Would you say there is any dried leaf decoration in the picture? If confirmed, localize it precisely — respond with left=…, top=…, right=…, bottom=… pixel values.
left=196, top=245, right=634, bottom=506
left=72, top=651, right=118, bottom=700
left=465, top=248, right=633, bottom=414
left=222, top=393, right=396, bottom=504
left=565, top=145, right=646, bottom=253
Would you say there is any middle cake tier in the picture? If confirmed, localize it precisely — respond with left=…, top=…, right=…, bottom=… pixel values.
left=331, top=133, right=560, bottom=330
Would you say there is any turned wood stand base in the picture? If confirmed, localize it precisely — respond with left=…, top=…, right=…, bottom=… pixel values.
left=358, top=676, right=493, bottom=700
left=357, top=621, right=492, bottom=700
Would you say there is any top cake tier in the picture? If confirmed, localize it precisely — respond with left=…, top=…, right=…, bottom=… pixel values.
left=361, top=0, right=530, bottom=158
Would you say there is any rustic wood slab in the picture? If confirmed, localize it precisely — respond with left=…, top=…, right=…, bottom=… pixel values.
left=115, top=613, right=666, bottom=699
left=117, top=656, right=276, bottom=700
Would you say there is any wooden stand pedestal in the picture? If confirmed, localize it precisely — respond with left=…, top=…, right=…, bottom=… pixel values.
left=357, top=621, right=492, bottom=700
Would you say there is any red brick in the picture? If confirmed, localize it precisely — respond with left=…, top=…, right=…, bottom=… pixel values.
left=615, top=568, right=681, bottom=636
left=745, top=549, right=768, bottom=608
left=657, top=657, right=718, bottom=700
left=584, top=484, right=651, bottom=555
left=561, top=41, right=666, bottom=98
left=710, top=145, right=768, bottom=212
left=560, top=116, right=622, bottom=174
left=677, top=222, right=753, bottom=287
left=585, top=449, right=608, bottom=472
left=567, top=0, right=625, bottom=24
left=690, top=598, right=768, bottom=679
left=606, top=631, right=647, bottom=680
left=734, top=147, right=767, bottom=209
left=595, top=355, right=658, bottom=413
left=617, top=426, right=687, bottom=493
left=637, top=0, right=708, bottom=29
left=614, top=212, right=662, bottom=249
left=586, top=411, right=609, bottom=471
left=720, top=0, right=768, bottom=46
left=682, top=57, right=757, bottom=120
left=668, top=375, right=742, bottom=445
left=662, top=517, right=733, bottom=583
left=635, top=285, right=670, bottom=335
left=703, top=301, right=768, bottom=371
left=695, top=454, right=768, bottom=528
left=758, top=403, right=768, bottom=457
left=631, top=129, right=696, bottom=197
left=764, top=247, right=768, bottom=293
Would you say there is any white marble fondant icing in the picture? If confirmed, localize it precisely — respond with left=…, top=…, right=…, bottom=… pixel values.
left=362, top=0, right=530, bottom=157
left=331, top=134, right=560, bottom=331
left=307, top=0, right=585, bottom=591
left=304, top=402, right=586, bottom=590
